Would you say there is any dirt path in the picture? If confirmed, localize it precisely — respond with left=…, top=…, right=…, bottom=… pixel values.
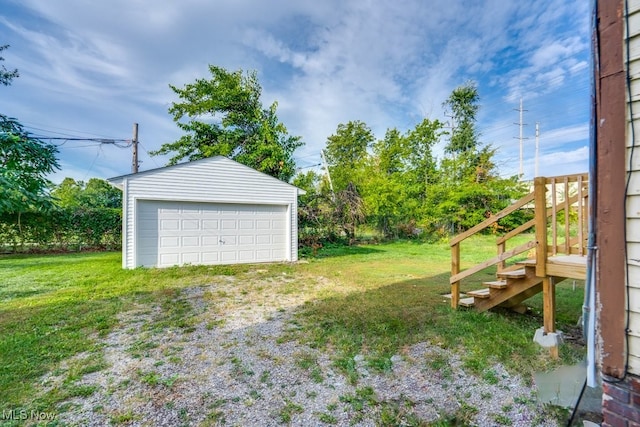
left=42, top=272, right=558, bottom=426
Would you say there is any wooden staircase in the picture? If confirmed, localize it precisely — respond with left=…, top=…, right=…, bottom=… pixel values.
left=449, top=174, right=589, bottom=334
left=461, top=262, right=543, bottom=311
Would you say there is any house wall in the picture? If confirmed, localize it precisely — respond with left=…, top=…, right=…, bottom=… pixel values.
left=601, top=0, right=640, bottom=425
left=117, top=157, right=299, bottom=268
left=627, top=0, right=640, bottom=376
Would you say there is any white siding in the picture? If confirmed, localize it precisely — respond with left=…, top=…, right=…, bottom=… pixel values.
left=627, top=0, right=640, bottom=375
left=110, top=157, right=300, bottom=269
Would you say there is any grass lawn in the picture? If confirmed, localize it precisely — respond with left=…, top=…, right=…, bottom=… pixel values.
left=0, top=235, right=585, bottom=415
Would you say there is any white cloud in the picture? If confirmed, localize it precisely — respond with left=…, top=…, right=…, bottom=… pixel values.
left=1, top=0, right=591, bottom=180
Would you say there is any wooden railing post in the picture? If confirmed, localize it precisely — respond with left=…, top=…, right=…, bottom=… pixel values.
left=534, top=177, right=548, bottom=277
left=497, top=241, right=506, bottom=273
left=451, top=243, right=460, bottom=309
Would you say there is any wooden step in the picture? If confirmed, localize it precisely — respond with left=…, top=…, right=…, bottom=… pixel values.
left=517, top=259, right=537, bottom=267
left=459, top=297, right=475, bottom=307
left=497, top=268, right=526, bottom=279
left=484, top=280, right=508, bottom=289
left=467, top=288, right=490, bottom=298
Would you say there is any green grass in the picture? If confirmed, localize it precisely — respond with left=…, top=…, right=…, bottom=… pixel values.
left=0, top=251, right=250, bottom=411
left=0, top=235, right=585, bottom=414
left=293, top=235, right=584, bottom=377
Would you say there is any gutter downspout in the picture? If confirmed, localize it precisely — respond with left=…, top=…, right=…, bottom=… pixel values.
left=584, top=0, right=598, bottom=389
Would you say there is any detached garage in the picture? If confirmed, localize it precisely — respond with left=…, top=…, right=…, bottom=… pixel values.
left=108, top=156, right=303, bottom=269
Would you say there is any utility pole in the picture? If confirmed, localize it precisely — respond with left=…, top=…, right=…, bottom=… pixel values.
left=535, top=122, right=540, bottom=177
left=132, top=123, right=139, bottom=173
left=320, top=149, right=335, bottom=200
left=514, top=97, right=528, bottom=178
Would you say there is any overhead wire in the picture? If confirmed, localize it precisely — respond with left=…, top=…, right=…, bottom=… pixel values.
left=81, top=145, right=103, bottom=182
left=139, top=141, right=162, bottom=168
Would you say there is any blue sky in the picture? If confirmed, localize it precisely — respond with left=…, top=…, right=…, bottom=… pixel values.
left=0, top=0, right=591, bottom=183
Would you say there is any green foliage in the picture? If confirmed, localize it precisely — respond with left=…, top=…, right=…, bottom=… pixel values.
left=300, top=82, right=528, bottom=245
left=0, top=207, right=121, bottom=251
left=0, top=115, right=59, bottom=215
left=443, top=81, right=480, bottom=155
left=0, top=45, right=18, bottom=86
left=293, top=170, right=342, bottom=247
left=0, top=178, right=122, bottom=252
left=1, top=48, right=58, bottom=215
left=324, top=120, right=374, bottom=191
left=425, top=175, right=529, bottom=235
left=363, top=119, right=443, bottom=238
left=152, top=65, right=303, bottom=181
left=53, top=177, right=121, bottom=209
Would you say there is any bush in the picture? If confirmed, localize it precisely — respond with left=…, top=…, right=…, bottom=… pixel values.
left=0, top=207, right=121, bottom=253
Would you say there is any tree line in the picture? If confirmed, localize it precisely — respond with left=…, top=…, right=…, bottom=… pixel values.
left=293, top=83, right=530, bottom=247
left=1, top=51, right=529, bottom=252
left=0, top=178, right=122, bottom=252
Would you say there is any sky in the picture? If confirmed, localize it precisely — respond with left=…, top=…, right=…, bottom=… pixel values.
left=0, top=0, right=592, bottom=184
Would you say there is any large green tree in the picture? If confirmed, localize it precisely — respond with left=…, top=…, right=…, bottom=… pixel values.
left=324, top=120, right=374, bottom=192
left=363, top=118, right=443, bottom=237
left=152, top=65, right=303, bottom=181
left=0, top=45, right=59, bottom=248
left=428, top=82, right=527, bottom=234
left=443, top=81, right=480, bottom=155
left=0, top=117, right=59, bottom=211
left=1, top=47, right=59, bottom=216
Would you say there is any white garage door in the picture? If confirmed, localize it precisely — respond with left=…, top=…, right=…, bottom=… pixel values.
left=136, top=200, right=288, bottom=267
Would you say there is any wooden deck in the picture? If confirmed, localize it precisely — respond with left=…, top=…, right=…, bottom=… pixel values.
left=449, top=173, right=589, bottom=344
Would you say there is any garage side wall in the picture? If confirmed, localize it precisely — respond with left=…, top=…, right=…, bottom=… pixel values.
left=122, top=158, right=299, bottom=268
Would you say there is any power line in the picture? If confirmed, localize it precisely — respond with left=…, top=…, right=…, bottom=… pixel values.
left=29, top=135, right=132, bottom=149
left=139, top=141, right=162, bottom=169
left=19, top=121, right=124, bottom=140
left=81, top=145, right=103, bottom=182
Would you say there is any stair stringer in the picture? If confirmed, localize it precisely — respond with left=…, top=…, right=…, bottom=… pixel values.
left=474, top=266, right=543, bottom=312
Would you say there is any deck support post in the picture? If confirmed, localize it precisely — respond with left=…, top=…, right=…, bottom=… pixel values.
left=451, top=243, right=460, bottom=309
left=543, top=276, right=556, bottom=333
left=543, top=276, right=559, bottom=358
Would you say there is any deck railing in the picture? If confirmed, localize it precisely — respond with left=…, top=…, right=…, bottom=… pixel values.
left=450, top=173, right=589, bottom=308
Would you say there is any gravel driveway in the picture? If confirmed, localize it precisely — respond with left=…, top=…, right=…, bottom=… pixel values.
left=41, top=271, right=559, bottom=426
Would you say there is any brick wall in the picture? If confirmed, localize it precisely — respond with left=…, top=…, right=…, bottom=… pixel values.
left=602, top=375, right=640, bottom=427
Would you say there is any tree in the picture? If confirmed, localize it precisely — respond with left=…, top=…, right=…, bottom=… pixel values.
left=0, top=45, right=18, bottom=86
left=1, top=118, right=59, bottom=215
left=52, top=178, right=121, bottom=209
left=292, top=170, right=339, bottom=246
left=363, top=119, right=443, bottom=237
left=443, top=81, right=480, bottom=155
left=427, top=82, right=527, bottom=234
left=151, top=65, right=303, bottom=181
left=324, top=120, right=374, bottom=192
left=0, top=48, right=59, bottom=248
left=334, top=182, right=365, bottom=241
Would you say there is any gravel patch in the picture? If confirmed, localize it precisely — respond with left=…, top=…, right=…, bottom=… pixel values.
left=41, top=272, right=559, bottom=426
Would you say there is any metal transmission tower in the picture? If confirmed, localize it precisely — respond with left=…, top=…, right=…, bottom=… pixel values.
left=535, top=122, right=540, bottom=177
left=514, top=97, right=528, bottom=178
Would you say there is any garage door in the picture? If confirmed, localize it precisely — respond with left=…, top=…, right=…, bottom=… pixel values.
left=136, top=200, right=288, bottom=267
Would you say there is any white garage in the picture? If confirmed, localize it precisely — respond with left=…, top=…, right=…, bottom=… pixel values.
left=108, top=157, right=303, bottom=269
